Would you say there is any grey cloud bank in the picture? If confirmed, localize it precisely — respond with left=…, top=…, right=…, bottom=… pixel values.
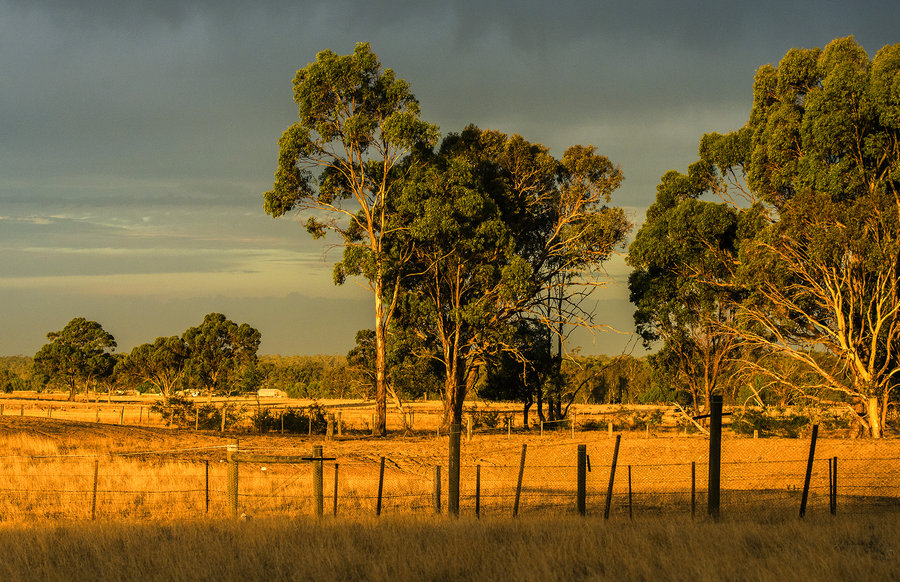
left=1, top=0, right=898, bottom=355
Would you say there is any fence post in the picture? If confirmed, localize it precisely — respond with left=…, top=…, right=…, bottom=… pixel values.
left=48, top=405, right=52, bottom=419
left=337, top=412, right=343, bottom=437
left=21, top=404, right=24, bottom=417
left=95, top=407, right=99, bottom=422
left=475, top=464, right=481, bottom=519
left=628, top=465, right=633, bottom=520
left=139, top=406, right=143, bottom=425
left=604, top=434, right=621, bottom=520
left=799, top=424, right=819, bottom=518
left=571, top=414, right=575, bottom=439
left=371, top=414, right=376, bottom=437
left=513, top=443, right=527, bottom=517
left=119, top=407, right=124, bottom=425
left=540, top=421, right=544, bottom=437
left=449, top=424, right=461, bottom=517
left=691, top=461, right=696, bottom=520
left=831, top=456, right=837, bottom=516
left=90, top=459, right=99, bottom=520
left=226, top=439, right=239, bottom=518
left=433, top=465, right=442, bottom=514
left=195, top=408, right=200, bottom=431
left=326, top=414, right=335, bottom=441
left=376, top=456, right=385, bottom=516
left=333, top=463, right=339, bottom=517
left=608, top=421, right=613, bottom=437
left=507, top=416, right=511, bottom=440
left=205, top=459, right=210, bottom=514
left=577, top=444, right=587, bottom=516
left=313, top=445, right=324, bottom=517
left=221, top=404, right=227, bottom=432
left=466, top=415, right=473, bottom=443
left=708, top=394, right=723, bottom=520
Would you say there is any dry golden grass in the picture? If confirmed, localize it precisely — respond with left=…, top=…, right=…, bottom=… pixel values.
left=0, top=514, right=897, bottom=581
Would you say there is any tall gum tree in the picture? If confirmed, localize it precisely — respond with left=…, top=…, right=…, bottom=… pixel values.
left=33, top=317, right=117, bottom=401
left=674, top=37, right=900, bottom=436
left=393, top=126, right=629, bottom=428
left=263, top=43, right=439, bottom=436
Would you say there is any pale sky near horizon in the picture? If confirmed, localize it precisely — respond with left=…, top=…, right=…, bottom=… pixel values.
left=2, top=1, right=898, bottom=357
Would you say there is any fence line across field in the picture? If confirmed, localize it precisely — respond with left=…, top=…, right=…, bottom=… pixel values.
left=0, top=428, right=896, bottom=523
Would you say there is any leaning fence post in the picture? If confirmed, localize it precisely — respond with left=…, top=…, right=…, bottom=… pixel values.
left=449, top=424, right=461, bottom=517
left=313, top=445, right=324, bottom=517
left=577, top=444, right=587, bottom=516
left=513, top=443, right=527, bottom=517
left=376, top=456, right=385, bottom=516
left=90, top=459, right=99, bottom=520
left=433, top=465, right=442, bottom=514
left=226, top=439, right=239, bottom=518
left=799, top=424, right=819, bottom=518
left=604, top=434, right=621, bottom=520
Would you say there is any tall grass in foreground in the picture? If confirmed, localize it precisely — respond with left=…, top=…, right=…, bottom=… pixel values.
left=0, top=514, right=895, bottom=582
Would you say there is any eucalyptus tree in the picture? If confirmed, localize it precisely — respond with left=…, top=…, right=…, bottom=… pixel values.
left=627, top=163, right=751, bottom=412
left=117, top=335, right=188, bottom=397
left=32, top=317, right=117, bottom=401
left=182, top=313, right=261, bottom=397
left=394, top=126, right=629, bottom=428
left=263, top=42, right=439, bottom=435
left=654, top=37, right=900, bottom=436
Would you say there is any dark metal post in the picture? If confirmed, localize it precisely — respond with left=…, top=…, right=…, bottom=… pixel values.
left=376, top=456, right=385, bottom=516
left=475, top=465, right=481, bottom=518
left=433, top=465, right=442, bottom=514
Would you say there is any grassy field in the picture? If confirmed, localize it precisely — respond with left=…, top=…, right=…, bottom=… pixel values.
left=0, top=514, right=897, bottom=581
left=0, top=403, right=897, bottom=579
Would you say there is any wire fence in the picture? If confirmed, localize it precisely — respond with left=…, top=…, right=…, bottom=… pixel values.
left=1, top=434, right=899, bottom=524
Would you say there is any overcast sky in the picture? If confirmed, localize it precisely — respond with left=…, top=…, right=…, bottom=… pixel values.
left=2, top=0, right=897, bottom=357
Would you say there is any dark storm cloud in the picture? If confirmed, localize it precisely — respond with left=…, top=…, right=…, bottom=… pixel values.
left=2, top=0, right=898, bottom=356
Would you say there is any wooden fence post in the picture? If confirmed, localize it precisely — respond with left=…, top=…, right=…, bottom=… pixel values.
left=577, top=444, right=587, bottom=516
left=707, top=394, right=723, bottom=520
left=449, top=424, right=460, bottom=517
left=433, top=466, right=442, bottom=514
left=226, top=439, right=239, bottom=518
left=195, top=408, right=200, bottom=431
left=90, top=459, right=99, bottom=520
left=604, top=434, right=621, bottom=520
left=139, top=406, right=143, bottom=425
left=376, top=456, right=385, bottom=516
left=326, top=414, right=335, bottom=441
left=48, top=405, right=52, bottom=419
left=221, top=404, right=227, bottom=432
left=466, top=415, right=473, bottom=442
left=313, top=445, right=324, bottom=517
left=119, top=407, right=124, bottom=425
left=21, top=404, right=24, bottom=417
left=799, top=424, right=819, bottom=518
left=337, top=412, right=342, bottom=437
left=507, top=416, right=511, bottom=440
left=608, top=421, right=613, bottom=437
left=513, top=443, right=527, bottom=517
left=95, top=407, right=99, bottom=422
